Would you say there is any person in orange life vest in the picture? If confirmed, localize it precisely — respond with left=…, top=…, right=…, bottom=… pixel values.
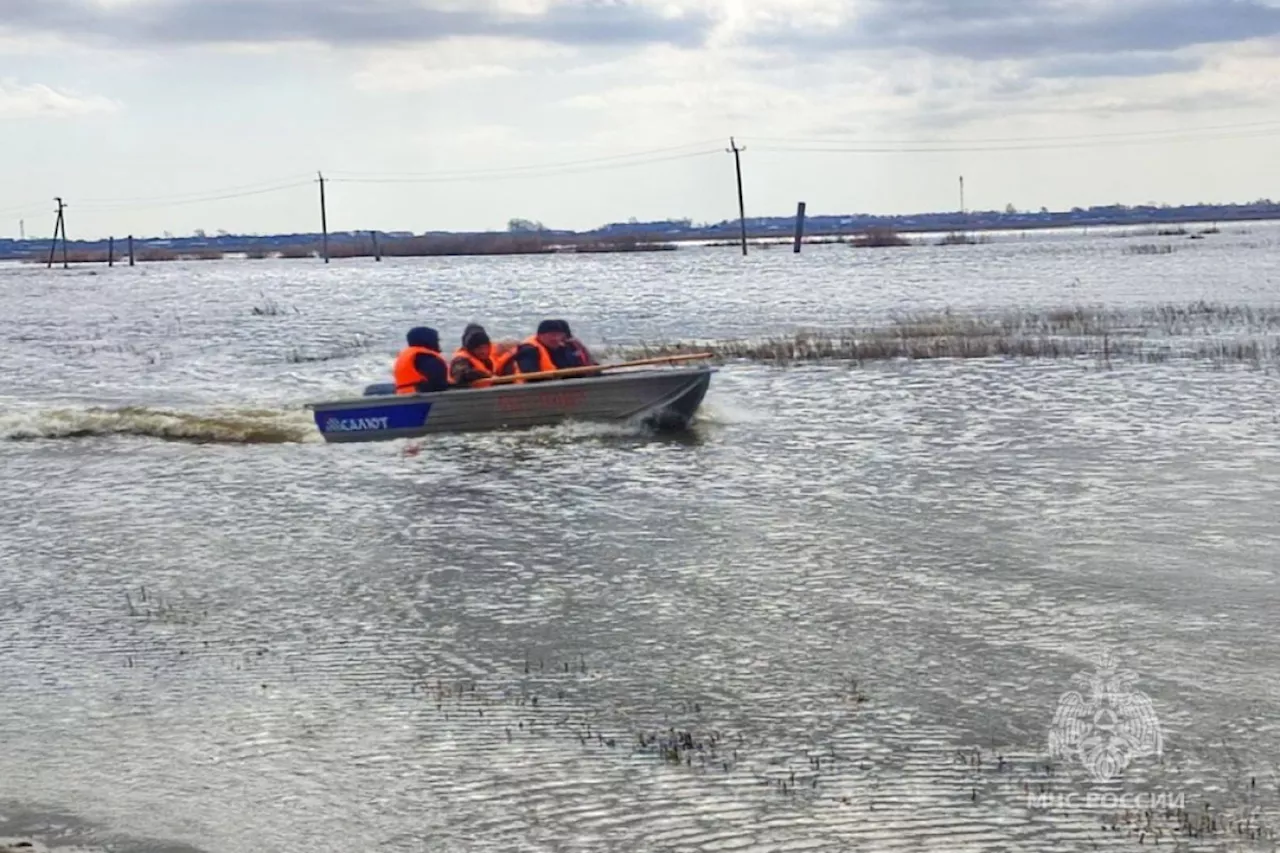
left=393, top=326, right=449, bottom=394
left=494, top=319, right=575, bottom=381
left=489, top=336, right=519, bottom=365
left=449, top=324, right=495, bottom=388
left=554, top=319, right=600, bottom=370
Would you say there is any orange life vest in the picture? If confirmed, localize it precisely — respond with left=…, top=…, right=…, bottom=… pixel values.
left=490, top=340, right=519, bottom=364
left=449, top=347, right=495, bottom=388
left=393, top=346, right=447, bottom=394
left=493, top=335, right=556, bottom=381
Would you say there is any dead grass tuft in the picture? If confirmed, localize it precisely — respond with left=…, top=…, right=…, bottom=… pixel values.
left=611, top=303, right=1280, bottom=368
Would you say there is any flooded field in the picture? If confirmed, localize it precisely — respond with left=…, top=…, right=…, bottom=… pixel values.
left=2, top=223, right=1280, bottom=852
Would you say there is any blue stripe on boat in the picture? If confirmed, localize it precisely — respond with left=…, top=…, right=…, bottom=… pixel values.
left=315, top=402, right=433, bottom=435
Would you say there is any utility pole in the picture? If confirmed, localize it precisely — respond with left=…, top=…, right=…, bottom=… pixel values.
left=959, top=175, right=965, bottom=215
left=47, top=197, right=67, bottom=269
left=317, top=171, right=329, bottom=263
left=19, top=219, right=24, bottom=241
left=727, top=137, right=748, bottom=256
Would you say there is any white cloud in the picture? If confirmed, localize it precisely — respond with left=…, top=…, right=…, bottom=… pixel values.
left=352, top=38, right=568, bottom=92
left=0, top=79, right=119, bottom=117
left=549, top=28, right=1280, bottom=143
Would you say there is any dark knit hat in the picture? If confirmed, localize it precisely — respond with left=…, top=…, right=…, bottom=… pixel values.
left=536, top=319, right=560, bottom=335
left=407, top=326, right=440, bottom=351
left=463, top=327, right=491, bottom=350
left=552, top=319, right=573, bottom=336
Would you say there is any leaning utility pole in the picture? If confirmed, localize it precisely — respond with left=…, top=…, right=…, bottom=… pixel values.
left=727, top=137, right=748, bottom=256
left=317, top=171, right=330, bottom=263
left=47, top=197, right=68, bottom=269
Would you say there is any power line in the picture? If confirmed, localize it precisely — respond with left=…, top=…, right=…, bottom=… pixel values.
left=73, top=173, right=317, bottom=208
left=327, top=147, right=723, bottom=184
left=74, top=179, right=315, bottom=212
left=0, top=146, right=722, bottom=235
left=325, top=139, right=725, bottom=181
left=5, top=145, right=721, bottom=218
left=0, top=200, right=46, bottom=218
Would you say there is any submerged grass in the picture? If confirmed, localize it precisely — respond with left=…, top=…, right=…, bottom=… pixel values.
left=285, top=335, right=373, bottom=364
left=611, top=302, right=1280, bottom=368
left=416, top=656, right=1279, bottom=845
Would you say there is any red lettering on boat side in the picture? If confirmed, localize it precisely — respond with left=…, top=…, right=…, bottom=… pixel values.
left=496, top=387, right=589, bottom=413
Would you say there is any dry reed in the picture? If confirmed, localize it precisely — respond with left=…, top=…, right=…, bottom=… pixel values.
left=611, top=303, right=1280, bottom=367
left=850, top=227, right=911, bottom=247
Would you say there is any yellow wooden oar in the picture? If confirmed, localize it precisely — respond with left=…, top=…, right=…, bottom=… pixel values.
left=481, top=352, right=713, bottom=387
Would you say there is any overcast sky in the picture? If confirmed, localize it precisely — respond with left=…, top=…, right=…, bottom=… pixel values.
left=3, top=0, right=1280, bottom=238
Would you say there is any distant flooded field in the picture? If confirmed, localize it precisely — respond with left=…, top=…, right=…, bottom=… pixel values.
left=1, top=224, right=1279, bottom=853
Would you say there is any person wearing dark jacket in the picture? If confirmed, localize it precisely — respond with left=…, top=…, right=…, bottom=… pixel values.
left=495, top=319, right=576, bottom=382
left=555, top=320, right=599, bottom=370
left=449, top=324, right=495, bottom=388
left=393, top=326, right=450, bottom=394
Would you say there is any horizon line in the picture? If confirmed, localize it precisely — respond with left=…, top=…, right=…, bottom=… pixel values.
left=3, top=198, right=1279, bottom=245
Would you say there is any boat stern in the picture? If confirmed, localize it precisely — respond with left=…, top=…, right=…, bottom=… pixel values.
left=309, top=397, right=437, bottom=442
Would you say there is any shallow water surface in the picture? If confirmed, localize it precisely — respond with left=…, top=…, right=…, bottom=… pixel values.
left=2, top=233, right=1280, bottom=852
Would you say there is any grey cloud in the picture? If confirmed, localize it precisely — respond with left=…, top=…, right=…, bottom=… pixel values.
left=1028, top=53, right=1204, bottom=79
left=751, top=0, right=1280, bottom=65
left=0, top=0, right=711, bottom=49
left=892, top=85, right=1275, bottom=131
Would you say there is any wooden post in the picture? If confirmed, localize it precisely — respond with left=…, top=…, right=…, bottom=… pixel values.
left=318, top=171, right=329, bottom=263
left=371, top=230, right=381, bottom=262
left=108, top=236, right=114, bottom=267
left=128, top=235, right=135, bottom=266
left=793, top=202, right=807, bottom=253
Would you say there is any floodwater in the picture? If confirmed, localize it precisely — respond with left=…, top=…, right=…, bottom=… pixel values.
left=2, top=223, right=1280, bottom=853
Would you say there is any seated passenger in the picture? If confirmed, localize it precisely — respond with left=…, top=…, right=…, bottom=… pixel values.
left=450, top=324, right=495, bottom=388
left=555, top=320, right=600, bottom=371
left=393, top=326, right=449, bottom=394
left=490, top=338, right=519, bottom=365
left=494, top=320, right=575, bottom=382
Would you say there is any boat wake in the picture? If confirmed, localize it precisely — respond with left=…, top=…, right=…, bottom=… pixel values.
left=693, top=397, right=762, bottom=426
left=0, top=405, right=318, bottom=445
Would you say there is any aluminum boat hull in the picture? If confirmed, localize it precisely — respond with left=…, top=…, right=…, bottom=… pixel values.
left=306, top=365, right=714, bottom=443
